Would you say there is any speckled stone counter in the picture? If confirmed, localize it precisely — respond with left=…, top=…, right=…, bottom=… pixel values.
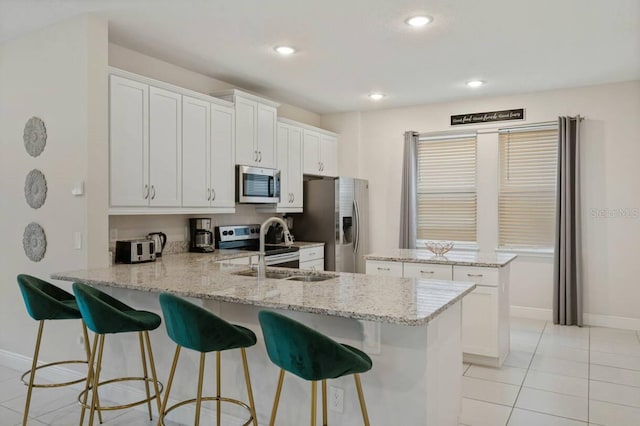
left=365, top=249, right=517, bottom=267
left=52, top=252, right=473, bottom=326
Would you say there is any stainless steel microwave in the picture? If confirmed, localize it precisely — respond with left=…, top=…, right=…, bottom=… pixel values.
left=236, top=165, right=280, bottom=203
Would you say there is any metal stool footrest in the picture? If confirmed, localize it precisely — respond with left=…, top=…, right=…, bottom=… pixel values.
left=21, top=360, right=88, bottom=388
left=160, top=396, right=254, bottom=426
left=77, top=376, right=163, bottom=411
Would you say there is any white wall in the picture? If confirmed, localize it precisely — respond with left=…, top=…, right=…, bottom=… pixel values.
left=322, top=81, right=640, bottom=322
left=0, top=16, right=109, bottom=360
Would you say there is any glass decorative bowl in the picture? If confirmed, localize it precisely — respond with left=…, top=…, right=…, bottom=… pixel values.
left=425, top=241, right=454, bottom=257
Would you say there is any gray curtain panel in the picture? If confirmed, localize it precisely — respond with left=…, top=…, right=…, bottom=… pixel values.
left=553, top=116, right=583, bottom=326
left=399, top=131, right=419, bottom=249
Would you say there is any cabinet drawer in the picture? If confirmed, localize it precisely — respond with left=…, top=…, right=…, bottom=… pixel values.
left=299, top=258, right=324, bottom=271
left=403, top=263, right=452, bottom=280
left=299, top=246, right=324, bottom=263
left=366, top=260, right=403, bottom=277
left=454, top=266, right=500, bottom=286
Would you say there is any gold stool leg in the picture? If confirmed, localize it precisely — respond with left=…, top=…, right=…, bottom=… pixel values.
left=88, top=335, right=106, bottom=426
left=144, top=331, right=163, bottom=415
left=80, top=332, right=99, bottom=425
left=80, top=324, right=103, bottom=425
left=321, top=380, right=327, bottom=426
left=269, top=369, right=285, bottom=426
left=310, top=381, right=317, bottom=426
left=353, top=374, right=370, bottom=426
left=138, top=332, right=153, bottom=420
left=216, top=351, right=221, bottom=426
left=240, top=348, right=258, bottom=426
left=23, top=320, right=44, bottom=426
left=194, top=352, right=206, bottom=426
left=158, top=345, right=181, bottom=426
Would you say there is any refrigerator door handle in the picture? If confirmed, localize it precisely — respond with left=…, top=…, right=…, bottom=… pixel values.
left=353, top=199, right=360, bottom=254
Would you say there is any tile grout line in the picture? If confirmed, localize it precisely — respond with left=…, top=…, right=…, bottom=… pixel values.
left=504, top=320, right=548, bottom=425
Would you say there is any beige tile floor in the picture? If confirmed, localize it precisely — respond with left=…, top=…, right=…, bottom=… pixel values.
left=2, top=318, right=640, bottom=425
left=460, top=318, right=640, bottom=426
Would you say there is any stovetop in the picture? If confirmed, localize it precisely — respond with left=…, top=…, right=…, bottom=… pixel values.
left=215, top=224, right=297, bottom=255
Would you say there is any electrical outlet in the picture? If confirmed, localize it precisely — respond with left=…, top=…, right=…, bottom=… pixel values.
left=109, top=228, right=118, bottom=241
left=328, top=386, right=344, bottom=413
left=77, top=334, right=85, bottom=347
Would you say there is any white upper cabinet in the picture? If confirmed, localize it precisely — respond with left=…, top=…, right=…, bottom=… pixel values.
left=303, top=129, right=338, bottom=177
left=182, top=96, right=211, bottom=208
left=210, top=104, right=235, bottom=209
left=276, top=122, right=303, bottom=211
left=213, top=89, right=279, bottom=169
left=148, top=87, right=182, bottom=207
left=109, top=75, right=149, bottom=207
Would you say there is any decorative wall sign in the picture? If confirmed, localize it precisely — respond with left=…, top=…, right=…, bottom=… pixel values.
left=23, top=117, right=47, bottom=157
left=451, top=108, right=525, bottom=126
left=23, top=222, right=47, bottom=262
left=24, top=169, right=48, bottom=209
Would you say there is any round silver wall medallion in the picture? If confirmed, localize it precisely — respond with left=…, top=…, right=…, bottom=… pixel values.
left=24, top=169, right=48, bottom=209
left=23, top=222, right=47, bottom=262
left=23, top=117, right=47, bottom=157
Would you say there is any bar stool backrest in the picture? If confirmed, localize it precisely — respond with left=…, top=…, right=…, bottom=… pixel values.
left=17, top=274, right=80, bottom=321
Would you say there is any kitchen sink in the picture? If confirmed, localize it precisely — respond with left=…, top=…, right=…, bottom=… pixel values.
left=233, top=269, right=335, bottom=282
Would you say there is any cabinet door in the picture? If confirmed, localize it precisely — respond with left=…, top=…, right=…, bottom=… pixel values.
left=276, top=123, right=290, bottom=208
left=181, top=96, right=210, bottom=207
left=320, top=134, right=338, bottom=177
left=303, top=130, right=321, bottom=174
left=257, top=103, right=277, bottom=168
left=149, top=86, right=182, bottom=207
left=235, top=97, right=257, bottom=166
left=462, top=286, right=499, bottom=357
left=300, top=259, right=325, bottom=271
left=365, top=260, right=403, bottom=277
left=109, top=75, right=149, bottom=207
left=288, top=126, right=304, bottom=208
left=211, top=104, right=236, bottom=208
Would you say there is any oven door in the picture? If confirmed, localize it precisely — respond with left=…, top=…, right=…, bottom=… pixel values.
left=265, top=251, right=300, bottom=269
left=237, top=165, right=281, bottom=203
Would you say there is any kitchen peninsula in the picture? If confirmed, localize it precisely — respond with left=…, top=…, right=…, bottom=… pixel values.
left=53, top=251, right=474, bottom=426
left=365, top=250, right=517, bottom=367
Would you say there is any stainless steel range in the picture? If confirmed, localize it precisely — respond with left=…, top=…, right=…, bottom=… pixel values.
left=214, top=224, right=299, bottom=268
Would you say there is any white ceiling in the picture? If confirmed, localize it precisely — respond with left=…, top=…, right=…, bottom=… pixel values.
left=1, top=0, right=639, bottom=114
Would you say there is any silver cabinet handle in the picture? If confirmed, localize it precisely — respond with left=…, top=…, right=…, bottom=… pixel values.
left=258, top=151, right=262, bottom=162
left=207, top=188, right=211, bottom=201
left=144, top=184, right=149, bottom=199
left=291, top=193, right=295, bottom=203
left=321, top=162, right=325, bottom=171
left=467, top=273, right=483, bottom=278
left=377, top=267, right=390, bottom=271
left=318, top=161, right=322, bottom=171
left=420, top=270, right=435, bottom=274
left=211, top=188, right=216, bottom=201
left=254, top=150, right=258, bottom=161
left=150, top=185, right=156, bottom=200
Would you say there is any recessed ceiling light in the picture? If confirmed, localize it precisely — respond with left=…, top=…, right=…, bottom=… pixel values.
left=466, top=80, right=485, bottom=88
left=368, top=92, right=386, bottom=101
left=405, top=15, right=433, bottom=27
left=274, top=46, right=296, bottom=56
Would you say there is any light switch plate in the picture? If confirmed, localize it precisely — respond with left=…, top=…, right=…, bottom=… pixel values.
left=71, top=181, right=84, bottom=196
left=74, top=231, right=82, bottom=250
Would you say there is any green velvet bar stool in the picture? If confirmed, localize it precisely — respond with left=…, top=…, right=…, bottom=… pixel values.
left=158, top=292, right=258, bottom=426
left=16, top=274, right=100, bottom=426
left=258, top=311, right=373, bottom=426
left=72, top=282, right=163, bottom=426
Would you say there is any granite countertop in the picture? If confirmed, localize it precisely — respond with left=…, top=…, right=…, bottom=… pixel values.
left=364, top=249, right=517, bottom=267
left=52, top=252, right=474, bottom=326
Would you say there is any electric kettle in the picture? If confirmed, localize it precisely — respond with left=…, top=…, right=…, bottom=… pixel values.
left=146, top=232, right=167, bottom=257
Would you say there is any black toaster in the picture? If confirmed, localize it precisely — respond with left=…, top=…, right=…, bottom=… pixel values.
left=115, top=239, right=156, bottom=264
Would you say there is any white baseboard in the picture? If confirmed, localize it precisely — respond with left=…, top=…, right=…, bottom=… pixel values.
left=0, top=350, right=253, bottom=425
left=511, top=306, right=640, bottom=330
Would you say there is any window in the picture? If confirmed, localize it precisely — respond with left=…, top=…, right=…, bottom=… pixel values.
left=416, top=133, right=477, bottom=243
left=499, top=126, right=558, bottom=248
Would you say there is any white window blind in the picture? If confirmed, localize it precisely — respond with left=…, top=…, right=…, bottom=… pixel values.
left=499, top=127, right=558, bottom=248
left=417, top=134, right=477, bottom=242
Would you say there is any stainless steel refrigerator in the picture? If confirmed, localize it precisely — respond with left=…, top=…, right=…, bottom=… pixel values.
left=292, top=177, right=369, bottom=273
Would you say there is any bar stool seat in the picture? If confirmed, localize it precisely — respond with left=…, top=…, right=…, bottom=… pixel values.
left=259, top=310, right=373, bottom=426
left=72, top=282, right=163, bottom=426
left=17, top=274, right=97, bottom=426
left=158, top=292, right=258, bottom=426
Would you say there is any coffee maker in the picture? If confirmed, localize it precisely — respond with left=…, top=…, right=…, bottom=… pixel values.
left=189, top=218, right=215, bottom=253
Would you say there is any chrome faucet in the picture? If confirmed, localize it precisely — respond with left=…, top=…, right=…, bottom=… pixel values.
left=258, top=217, right=294, bottom=280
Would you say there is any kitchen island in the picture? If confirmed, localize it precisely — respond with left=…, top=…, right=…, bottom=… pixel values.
left=365, top=250, right=517, bottom=367
left=53, top=252, right=474, bottom=425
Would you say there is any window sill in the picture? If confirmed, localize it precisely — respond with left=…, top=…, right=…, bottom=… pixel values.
left=495, top=247, right=554, bottom=258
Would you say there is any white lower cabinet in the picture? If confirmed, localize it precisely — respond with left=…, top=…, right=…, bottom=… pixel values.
left=299, top=246, right=324, bottom=271
left=365, top=259, right=510, bottom=367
